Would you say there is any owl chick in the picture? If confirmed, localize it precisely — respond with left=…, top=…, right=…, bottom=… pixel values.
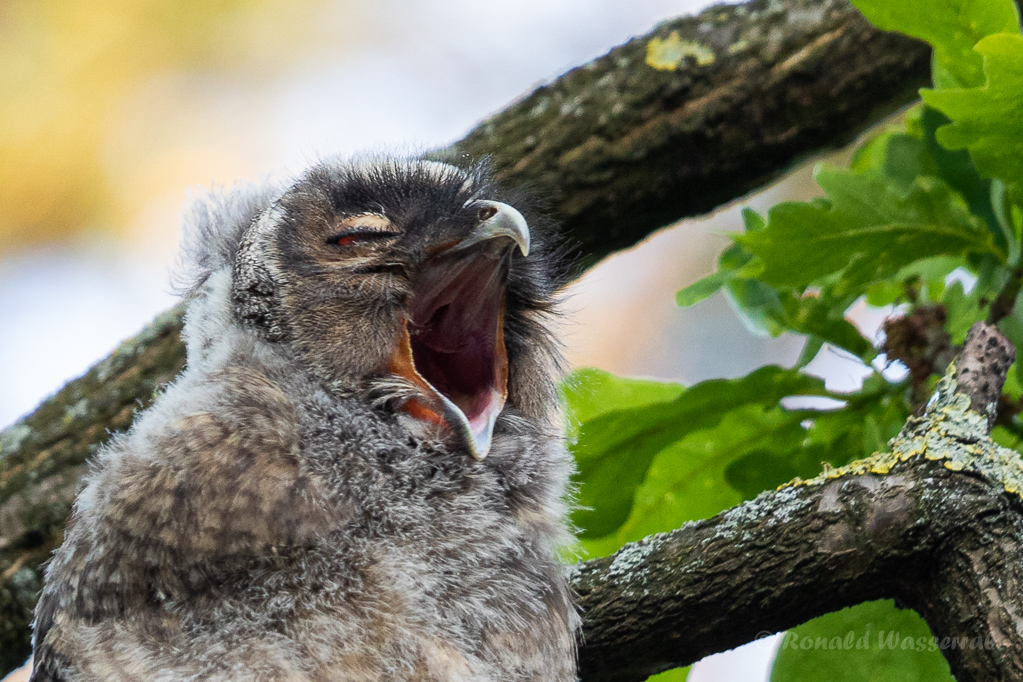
left=30, top=158, right=578, bottom=681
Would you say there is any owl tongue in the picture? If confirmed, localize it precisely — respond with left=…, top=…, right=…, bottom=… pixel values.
left=392, top=241, right=512, bottom=460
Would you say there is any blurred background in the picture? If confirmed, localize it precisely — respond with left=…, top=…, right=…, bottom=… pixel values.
left=0, top=0, right=883, bottom=679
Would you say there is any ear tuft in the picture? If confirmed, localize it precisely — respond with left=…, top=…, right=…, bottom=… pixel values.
left=173, top=181, right=283, bottom=299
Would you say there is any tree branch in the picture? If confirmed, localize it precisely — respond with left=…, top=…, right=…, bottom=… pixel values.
left=448, top=0, right=930, bottom=269
left=0, top=0, right=937, bottom=671
left=571, top=323, right=1023, bottom=681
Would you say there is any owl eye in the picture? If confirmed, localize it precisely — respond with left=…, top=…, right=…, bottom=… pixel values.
left=327, top=213, right=399, bottom=247
left=326, top=228, right=400, bottom=247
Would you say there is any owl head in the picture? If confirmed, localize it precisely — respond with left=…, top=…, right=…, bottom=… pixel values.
left=180, top=157, right=563, bottom=460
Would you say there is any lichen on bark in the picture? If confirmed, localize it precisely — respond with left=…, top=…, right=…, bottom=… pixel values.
left=792, top=350, right=1023, bottom=500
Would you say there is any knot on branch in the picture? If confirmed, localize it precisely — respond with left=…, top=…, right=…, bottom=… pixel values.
left=954, top=322, right=1015, bottom=425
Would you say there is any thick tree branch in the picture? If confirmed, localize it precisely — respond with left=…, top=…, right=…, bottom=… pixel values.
left=448, top=0, right=930, bottom=269
left=0, top=0, right=938, bottom=671
left=571, top=323, right=1023, bottom=681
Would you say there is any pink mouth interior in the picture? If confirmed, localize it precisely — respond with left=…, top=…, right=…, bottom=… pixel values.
left=408, top=248, right=509, bottom=433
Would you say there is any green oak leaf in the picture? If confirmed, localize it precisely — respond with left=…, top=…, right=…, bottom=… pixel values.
left=564, top=369, right=909, bottom=558
left=943, top=279, right=988, bottom=344
left=864, top=255, right=961, bottom=307
left=647, top=667, right=689, bottom=682
left=678, top=218, right=873, bottom=360
left=723, top=275, right=788, bottom=337
left=919, top=107, right=1001, bottom=239
left=675, top=210, right=766, bottom=311
left=577, top=378, right=902, bottom=559
left=561, top=367, right=684, bottom=434
left=922, top=34, right=1023, bottom=187
left=737, top=167, right=998, bottom=296
left=771, top=600, right=954, bottom=682
left=853, top=130, right=938, bottom=193
left=675, top=268, right=732, bottom=307
left=579, top=404, right=811, bottom=557
left=777, top=292, right=874, bottom=361
left=724, top=395, right=905, bottom=498
left=561, top=366, right=827, bottom=544
left=849, top=0, right=1019, bottom=88
left=852, top=107, right=1000, bottom=238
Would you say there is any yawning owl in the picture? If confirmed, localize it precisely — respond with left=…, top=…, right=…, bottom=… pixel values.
left=30, top=158, right=578, bottom=681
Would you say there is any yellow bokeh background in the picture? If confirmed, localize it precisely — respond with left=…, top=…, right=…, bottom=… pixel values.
left=0, top=0, right=351, bottom=250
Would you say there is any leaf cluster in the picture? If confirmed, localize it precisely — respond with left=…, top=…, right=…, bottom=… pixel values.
left=561, top=0, right=1023, bottom=679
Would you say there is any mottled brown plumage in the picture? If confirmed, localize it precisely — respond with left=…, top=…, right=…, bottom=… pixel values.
left=30, top=158, right=578, bottom=681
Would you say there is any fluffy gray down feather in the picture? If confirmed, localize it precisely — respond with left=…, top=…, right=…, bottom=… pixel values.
left=29, top=158, right=579, bottom=681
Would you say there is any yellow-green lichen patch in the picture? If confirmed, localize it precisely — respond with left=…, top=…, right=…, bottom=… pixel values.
left=785, top=367, right=1023, bottom=500
left=646, top=31, right=716, bottom=71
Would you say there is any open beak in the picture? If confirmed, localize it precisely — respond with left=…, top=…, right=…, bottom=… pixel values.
left=388, top=201, right=529, bottom=460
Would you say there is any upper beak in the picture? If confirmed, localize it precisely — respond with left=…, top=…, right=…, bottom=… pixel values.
left=454, top=201, right=530, bottom=258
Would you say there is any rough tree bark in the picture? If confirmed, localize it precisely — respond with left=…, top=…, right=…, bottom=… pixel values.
left=0, top=0, right=951, bottom=675
left=444, top=0, right=932, bottom=269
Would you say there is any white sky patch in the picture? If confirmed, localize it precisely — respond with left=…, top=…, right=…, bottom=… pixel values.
left=0, top=242, right=176, bottom=425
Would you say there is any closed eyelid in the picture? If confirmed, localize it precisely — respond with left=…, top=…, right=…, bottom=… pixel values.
left=336, top=213, right=395, bottom=232
left=326, top=213, right=401, bottom=245
left=326, top=229, right=401, bottom=246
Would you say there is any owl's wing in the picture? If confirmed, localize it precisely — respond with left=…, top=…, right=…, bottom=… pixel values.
left=31, top=383, right=348, bottom=678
